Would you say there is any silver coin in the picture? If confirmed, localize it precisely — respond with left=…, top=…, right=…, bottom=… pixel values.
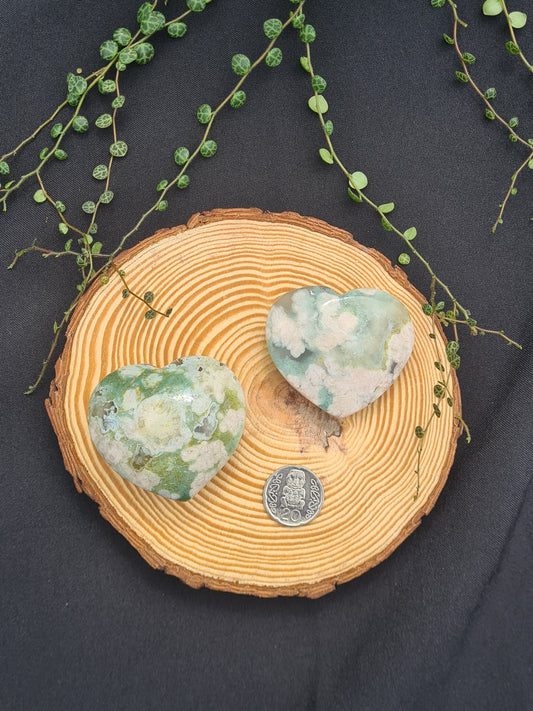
left=263, top=465, right=324, bottom=527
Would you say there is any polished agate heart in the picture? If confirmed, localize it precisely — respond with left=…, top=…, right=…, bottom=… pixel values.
left=266, top=286, right=414, bottom=417
left=87, top=357, right=246, bottom=500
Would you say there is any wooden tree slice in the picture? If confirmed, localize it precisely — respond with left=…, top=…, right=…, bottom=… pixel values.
left=47, top=208, right=461, bottom=598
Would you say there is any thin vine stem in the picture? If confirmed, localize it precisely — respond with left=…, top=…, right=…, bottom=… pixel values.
left=446, top=0, right=533, bottom=232
left=499, top=0, right=533, bottom=73
left=0, top=101, right=69, bottom=163
left=491, top=152, right=532, bottom=233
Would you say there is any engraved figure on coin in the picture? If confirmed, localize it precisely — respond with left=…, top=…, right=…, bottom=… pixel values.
left=280, top=468, right=306, bottom=510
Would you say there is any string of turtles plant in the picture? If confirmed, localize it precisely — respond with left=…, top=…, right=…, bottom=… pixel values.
left=432, top=0, right=533, bottom=232
left=3, top=0, right=306, bottom=393
left=297, top=2, right=523, bottom=497
left=0, top=0, right=525, bottom=499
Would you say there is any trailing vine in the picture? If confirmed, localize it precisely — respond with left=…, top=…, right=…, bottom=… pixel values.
left=432, top=0, right=533, bottom=232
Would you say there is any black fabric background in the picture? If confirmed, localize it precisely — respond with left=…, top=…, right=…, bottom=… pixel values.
left=1, top=1, right=532, bottom=709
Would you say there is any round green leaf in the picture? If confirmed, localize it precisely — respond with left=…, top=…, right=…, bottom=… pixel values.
left=58, top=222, right=69, bottom=235
left=398, top=253, right=411, bottom=265
left=506, top=40, right=521, bottom=54
left=54, top=149, right=68, bottom=160
left=119, top=47, right=137, bottom=64
left=135, top=42, right=154, bottom=64
left=177, top=175, right=190, bottom=189
left=404, top=227, right=417, bottom=240
left=455, top=71, right=469, bottom=83
left=113, top=27, right=132, bottom=46
left=72, top=116, right=89, bottom=133
left=461, top=52, right=476, bottom=64
left=347, top=187, right=362, bottom=203
left=311, top=75, right=327, bottom=93
left=99, top=190, right=114, bottom=204
left=98, top=79, right=116, bottom=94
left=0, top=161, right=9, bottom=175
left=196, top=104, right=212, bottom=124
left=100, top=40, right=119, bottom=60
left=33, top=189, right=47, bottom=204
left=319, top=148, right=333, bottom=164
left=299, top=24, right=316, bottom=43
left=174, top=147, right=190, bottom=165
left=230, top=90, right=246, bottom=108
left=55, top=200, right=66, bottom=213
left=528, top=159, right=533, bottom=169
left=378, top=202, right=395, bottom=214
left=231, top=54, right=250, bottom=76
left=263, top=18, right=282, bottom=39
left=431, top=0, right=446, bottom=7
left=200, top=140, right=218, bottom=157
left=482, top=0, right=503, bottom=15
left=66, top=92, right=80, bottom=107
left=67, top=74, right=87, bottom=96
left=156, top=179, right=169, bottom=191
left=115, top=61, right=127, bottom=72
left=156, top=200, right=168, bottom=211
left=300, top=56, right=311, bottom=73
left=509, top=11, right=527, bottom=28
left=292, top=14, right=305, bottom=29
left=324, top=120, right=334, bottom=136
left=82, top=201, right=96, bottom=214
left=50, top=122, right=63, bottom=138
left=187, top=0, right=206, bottom=10
left=308, top=95, right=328, bottom=114
left=112, top=95, right=126, bottom=109
left=168, top=21, right=187, bottom=38
left=137, top=2, right=152, bottom=23
left=484, top=87, right=497, bottom=99
left=448, top=354, right=461, bottom=370
left=265, top=48, right=282, bottom=67
left=95, top=113, right=113, bottom=129
left=39, top=148, right=49, bottom=160
left=109, top=141, right=128, bottom=157
left=349, top=171, right=368, bottom=190
left=93, top=164, right=108, bottom=180
left=140, top=11, right=166, bottom=35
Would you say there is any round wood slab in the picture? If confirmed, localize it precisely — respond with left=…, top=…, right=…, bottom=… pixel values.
left=47, top=208, right=461, bottom=597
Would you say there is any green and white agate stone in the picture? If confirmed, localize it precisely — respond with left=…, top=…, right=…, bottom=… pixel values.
left=266, top=286, right=414, bottom=418
left=87, top=357, right=246, bottom=500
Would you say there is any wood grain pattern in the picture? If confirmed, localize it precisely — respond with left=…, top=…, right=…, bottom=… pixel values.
left=46, top=208, right=461, bottom=597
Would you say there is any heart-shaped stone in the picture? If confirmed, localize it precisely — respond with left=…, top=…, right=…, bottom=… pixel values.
left=266, top=286, right=414, bottom=417
left=87, top=357, right=246, bottom=500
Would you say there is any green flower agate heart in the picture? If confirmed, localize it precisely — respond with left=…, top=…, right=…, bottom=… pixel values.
left=266, top=286, right=414, bottom=418
left=87, top=357, right=246, bottom=500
